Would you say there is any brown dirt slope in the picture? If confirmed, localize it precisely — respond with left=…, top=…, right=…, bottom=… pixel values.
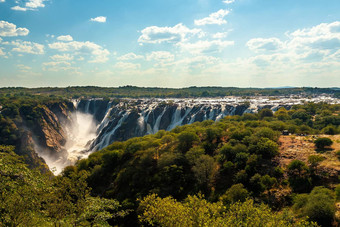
left=278, top=135, right=340, bottom=179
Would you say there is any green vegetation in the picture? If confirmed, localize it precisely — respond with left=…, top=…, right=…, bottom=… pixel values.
left=293, top=187, right=336, bottom=226
left=1, top=92, right=340, bottom=226
left=0, top=145, right=126, bottom=226
left=336, top=150, right=340, bottom=160
left=0, top=86, right=339, bottom=99
left=314, top=137, right=333, bottom=150
left=0, top=94, right=72, bottom=168
left=139, top=194, right=316, bottom=227
left=72, top=103, right=339, bottom=226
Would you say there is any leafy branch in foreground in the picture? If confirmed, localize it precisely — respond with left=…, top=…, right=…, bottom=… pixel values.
left=0, top=146, right=127, bottom=226
left=138, top=194, right=317, bottom=227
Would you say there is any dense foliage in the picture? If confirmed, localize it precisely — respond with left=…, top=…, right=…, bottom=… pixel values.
left=0, top=145, right=126, bottom=226
left=72, top=103, right=340, bottom=226
left=138, top=194, right=316, bottom=226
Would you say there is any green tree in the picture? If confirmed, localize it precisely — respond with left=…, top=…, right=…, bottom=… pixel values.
left=293, top=187, right=335, bottom=226
left=250, top=137, right=279, bottom=159
left=307, top=155, right=325, bottom=175
left=0, top=145, right=50, bottom=226
left=220, top=183, right=249, bottom=204
left=177, top=131, right=200, bottom=153
left=287, top=160, right=311, bottom=193
left=314, top=137, right=333, bottom=150
left=138, top=194, right=317, bottom=227
left=191, top=155, right=216, bottom=193
left=259, top=108, right=274, bottom=119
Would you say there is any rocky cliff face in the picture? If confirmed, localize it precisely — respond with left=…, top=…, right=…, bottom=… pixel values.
left=76, top=98, right=295, bottom=151
left=14, top=96, right=338, bottom=173
left=17, top=101, right=75, bottom=171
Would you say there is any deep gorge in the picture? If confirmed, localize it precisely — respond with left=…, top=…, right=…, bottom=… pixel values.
left=17, top=96, right=338, bottom=173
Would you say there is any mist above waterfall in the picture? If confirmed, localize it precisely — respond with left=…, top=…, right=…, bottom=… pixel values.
left=39, top=111, right=97, bottom=174
left=64, top=111, right=97, bottom=163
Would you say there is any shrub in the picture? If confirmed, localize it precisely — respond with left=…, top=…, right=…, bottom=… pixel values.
left=336, top=150, right=340, bottom=160
left=258, top=108, right=274, bottom=119
left=177, top=131, right=200, bottom=153
left=335, top=184, right=340, bottom=201
left=293, top=187, right=335, bottom=226
left=287, top=160, right=311, bottom=193
left=220, top=184, right=249, bottom=204
left=314, top=137, right=333, bottom=150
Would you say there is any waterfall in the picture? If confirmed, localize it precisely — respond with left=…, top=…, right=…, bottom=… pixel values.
left=69, top=97, right=302, bottom=156
left=35, top=97, right=340, bottom=174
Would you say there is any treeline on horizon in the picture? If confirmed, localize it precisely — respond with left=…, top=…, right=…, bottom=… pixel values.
left=0, top=86, right=340, bottom=99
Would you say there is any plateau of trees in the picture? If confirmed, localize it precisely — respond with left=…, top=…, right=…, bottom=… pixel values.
left=0, top=86, right=339, bottom=99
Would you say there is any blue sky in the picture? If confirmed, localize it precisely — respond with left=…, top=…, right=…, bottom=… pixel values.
left=0, top=0, right=339, bottom=88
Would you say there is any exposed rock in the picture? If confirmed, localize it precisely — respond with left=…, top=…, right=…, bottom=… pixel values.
left=18, top=130, right=49, bottom=172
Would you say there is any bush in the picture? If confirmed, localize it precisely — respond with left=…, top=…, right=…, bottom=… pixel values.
left=258, top=108, right=274, bottom=119
left=292, top=109, right=310, bottom=122
left=249, top=138, right=279, bottom=159
left=314, top=137, right=333, bottom=150
left=336, top=150, right=340, bottom=160
left=287, top=160, right=311, bottom=193
left=293, top=187, right=335, bottom=226
left=220, top=184, right=249, bottom=204
left=335, top=185, right=340, bottom=201
left=139, top=194, right=316, bottom=227
left=177, top=131, right=200, bottom=153
left=321, top=125, right=338, bottom=135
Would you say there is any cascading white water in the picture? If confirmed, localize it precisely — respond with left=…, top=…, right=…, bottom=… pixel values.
left=167, top=106, right=182, bottom=130
left=41, top=96, right=340, bottom=174
left=153, top=107, right=167, bottom=133
left=64, top=112, right=97, bottom=163
left=44, top=111, right=97, bottom=174
left=97, top=111, right=130, bottom=150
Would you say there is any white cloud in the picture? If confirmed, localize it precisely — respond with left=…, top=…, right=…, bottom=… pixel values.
left=11, top=6, right=27, bottom=11
left=0, top=0, right=5, bottom=3
left=57, top=35, right=73, bottom=42
left=212, top=32, right=229, bottom=39
left=114, top=62, right=141, bottom=70
left=11, top=0, right=47, bottom=11
left=178, top=40, right=234, bottom=54
left=245, top=21, right=340, bottom=68
left=0, top=21, right=29, bottom=37
left=173, top=55, right=221, bottom=71
left=223, top=0, right=235, bottom=4
left=194, top=9, right=230, bottom=26
left=10, top=40, right=44, bottom=54
left=17, top=64, right=32, bottom=72
left=43, top=61, right=71, bottom=67
left=48, top=41, right=110, bottom=63
left=43, top=61, right=79, bottom=72
left=246, top=38, right=284, bottom=52
left=288, top=21, right=340, bottom=51
left=146, top=51, right=174, bottom=62
left=138, top=23, right=202, bottom=44
left=26, top=0, right=45, bottom=8
left=90, top=16, right=107, bottom=23
left=50, top=54, right=74, bottom=61
left=117, top=52, right=144, bottom=61
left=0, top=48, right=6, bottom=56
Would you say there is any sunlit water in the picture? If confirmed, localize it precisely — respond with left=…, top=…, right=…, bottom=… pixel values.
left=38, top=111, right=97, bottom=174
